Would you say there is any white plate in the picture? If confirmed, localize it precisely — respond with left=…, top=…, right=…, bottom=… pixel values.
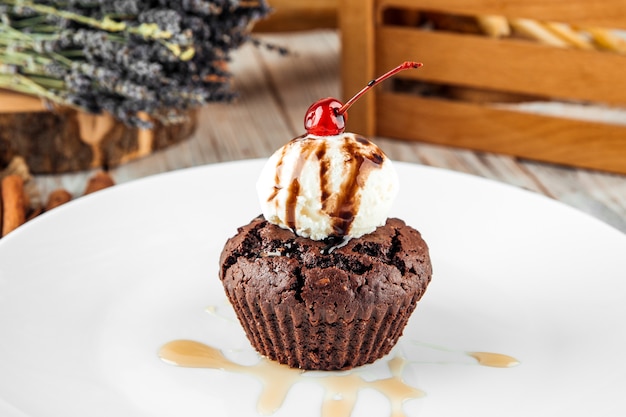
left=0, top=160, right=625, bottom=417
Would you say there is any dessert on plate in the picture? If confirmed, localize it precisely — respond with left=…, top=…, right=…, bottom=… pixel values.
left=219, top=62, right=432, bottom=370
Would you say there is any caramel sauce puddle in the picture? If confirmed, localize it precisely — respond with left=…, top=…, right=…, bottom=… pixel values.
left=467, top=351, right=520, bottom=368
left=160, top=339, right=520, bottom=416
left=159, top=340, right=424, bottom=417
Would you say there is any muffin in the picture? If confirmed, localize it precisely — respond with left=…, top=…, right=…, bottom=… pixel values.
left=218, top=61, right=432, bottom=370
left=219, top=215, right=431, bottom=370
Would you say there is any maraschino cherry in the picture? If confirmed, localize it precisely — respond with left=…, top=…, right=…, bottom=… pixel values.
left=304, top=61, right=423, bottom=136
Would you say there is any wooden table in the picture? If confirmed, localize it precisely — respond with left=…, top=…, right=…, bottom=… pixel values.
left=33, top=30, right=626, bottom=233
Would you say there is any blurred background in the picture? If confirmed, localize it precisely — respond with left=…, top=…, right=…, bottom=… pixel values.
left=1, top=0, right=625, bottom=236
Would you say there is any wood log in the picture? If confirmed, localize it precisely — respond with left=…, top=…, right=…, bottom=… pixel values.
left=0, top=92, right=198, bottom=174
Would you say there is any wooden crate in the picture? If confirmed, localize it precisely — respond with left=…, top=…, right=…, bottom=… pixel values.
left=339, top=0, right=626, bottom=174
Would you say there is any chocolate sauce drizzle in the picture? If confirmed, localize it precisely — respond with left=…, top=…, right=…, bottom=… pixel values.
left=268, top=134, right=384, bottom=238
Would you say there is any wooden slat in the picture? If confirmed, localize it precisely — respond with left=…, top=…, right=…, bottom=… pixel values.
left=377, top=0, right=626, bottom=30
left=253, top=0, right=337, bottom=32
left=339, top=0, right=377, bottom=136
left=376, top=92, right=626, bottom=174
left=376, top=136, right=549, bottom=194
left=253, top=31, right=341, bottom=137
left=524, top=160, right=626, bottom=231
left=376, top=27, right=626, bottom=105
left=266, top=0, right=337, bottom=11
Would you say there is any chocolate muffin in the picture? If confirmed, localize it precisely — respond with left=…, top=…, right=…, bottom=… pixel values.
left=219, top=215, right=432, bottom=371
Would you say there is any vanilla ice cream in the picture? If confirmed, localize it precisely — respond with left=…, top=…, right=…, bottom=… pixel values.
left=256, top=133, right=399, bottom=240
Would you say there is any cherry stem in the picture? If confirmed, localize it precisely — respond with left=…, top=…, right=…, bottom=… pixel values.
left=336, top=61, right=423, bottom=116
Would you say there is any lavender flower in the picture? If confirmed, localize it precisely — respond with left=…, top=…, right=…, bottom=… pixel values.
left=0, top=0, right=271, bottom=126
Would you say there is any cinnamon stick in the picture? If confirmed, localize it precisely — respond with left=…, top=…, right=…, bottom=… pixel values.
left=1, top=174, right=26, bottom=237
left=84, top=171, right=115, bottom=195
left=45, top=189, right=73, bottom=211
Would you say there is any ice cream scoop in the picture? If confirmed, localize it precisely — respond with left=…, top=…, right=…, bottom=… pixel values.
left=256, top=132, right=398, bottom=240
left=257, top=61, right=422, bottom=241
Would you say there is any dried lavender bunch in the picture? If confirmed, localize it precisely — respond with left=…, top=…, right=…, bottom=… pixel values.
left=0, top=0, right=271, bottom=126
